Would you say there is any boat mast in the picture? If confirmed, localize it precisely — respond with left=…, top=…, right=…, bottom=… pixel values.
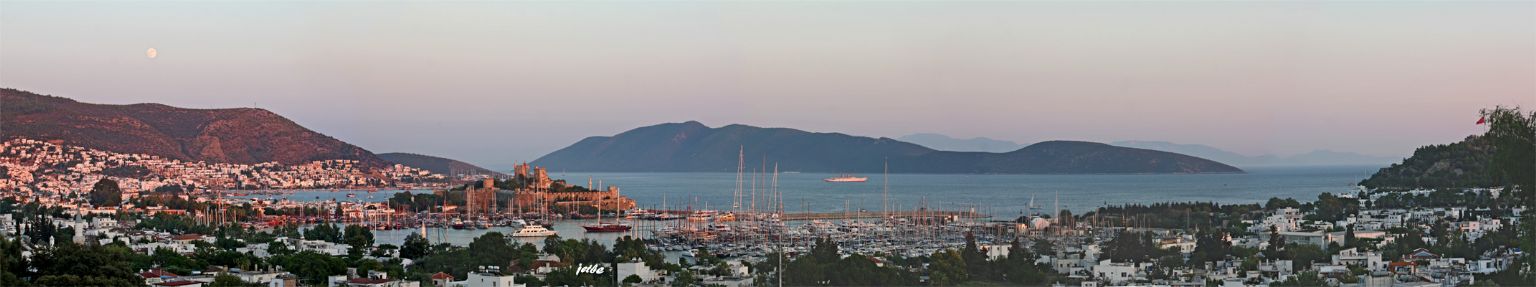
left=735, top=146, right=744, bottom=214
left=883, top=159, right=889, bottom=219
left=751, top=162, right=758, bottom=218
left=773, top=163, right=780, bottom=216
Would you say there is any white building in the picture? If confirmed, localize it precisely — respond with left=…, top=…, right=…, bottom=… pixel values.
left=1091, top=260, right=1145, bottom=285
left=615, top=261, right=660, bottom=283
left=1331, top=248, right=1385, bottom=272
left=449, top=269, right=523, bottom=287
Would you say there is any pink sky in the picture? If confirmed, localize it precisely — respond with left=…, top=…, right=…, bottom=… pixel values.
left=2, top=1, right=1532, bottom=169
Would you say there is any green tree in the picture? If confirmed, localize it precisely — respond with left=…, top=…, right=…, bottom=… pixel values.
left=304, top=224, right=342, bottom=243
left=400, top=232, right=431, bottom=260
left=208, top=274, right=246, bottom=287
left=0, top=235, right=29, bottom=286
left=1265, top=225, right=1286, bottom=258
left=267, top=241, right=293, bottom=256
left=1343, top=224, right=1357, bottom=249
left=1285, top=244, right=1327, bottom=271
left=1003, top=238, right=1050, bottom=285
left=214, top=236, right=246, bottom=250
left=1190, top=228, right=1231, bottom=266
left=1031, top=238, right=1056, bottom=257
left=343, top=224, right=375, bottom=257
left=928, top=249, right=969, bottom=285
left=29, top=242, right=144, bottom=287
left=89, top=178, right=123, bottom=207
left=809, top=237, right=839, bottom=263
left=1483, top=107, right=1534, bottom=199
left=960, top=232, right=992, bottom=280
left=1103, top=230, right=1167, bottom=263
left=670, top=270, right=699, bottom=287
left=1270, top=271, right=1327, bottom=286
left=270, top=251, right=347, bottom=285
left=413, top=232, right=539, bottom=279
left=622, top=274, right=642, bottom=285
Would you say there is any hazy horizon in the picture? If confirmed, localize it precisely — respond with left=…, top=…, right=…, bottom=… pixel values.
left=4, top=1, right=1532, bottom=170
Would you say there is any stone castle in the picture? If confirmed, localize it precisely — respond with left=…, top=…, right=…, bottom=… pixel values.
left=506, top=162, right=636, bottom=212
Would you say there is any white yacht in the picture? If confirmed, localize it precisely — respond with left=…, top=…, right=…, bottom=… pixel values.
left=511, top=224, right=557, bottom=237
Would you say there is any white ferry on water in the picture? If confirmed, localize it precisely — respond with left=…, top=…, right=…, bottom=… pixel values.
left=824, top=175, right=868, bottom=182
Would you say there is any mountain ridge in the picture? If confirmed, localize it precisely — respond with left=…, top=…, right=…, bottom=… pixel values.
left=1, top=88, right=389, bottom=167
left=377, top=152, right=505, bottom=177
left=1358, top=135, right=1497, bottom=189
left=897, top=133, right=1025, bottom=153
left=532, top=122, right=1243, bottom=174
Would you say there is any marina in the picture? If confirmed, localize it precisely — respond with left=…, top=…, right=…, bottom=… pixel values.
left=224, top=164, right=1378, bottom=270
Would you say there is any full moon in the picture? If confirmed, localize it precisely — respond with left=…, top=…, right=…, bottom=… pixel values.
left=146, top=48, right=158, bottom=59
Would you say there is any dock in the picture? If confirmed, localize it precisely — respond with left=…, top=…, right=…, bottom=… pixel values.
left=778, top=210, right=989, bottom=221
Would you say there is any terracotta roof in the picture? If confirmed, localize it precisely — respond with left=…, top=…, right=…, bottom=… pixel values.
left=1408, top=248, right=1439, bottom=259
left=430, top=272, right=454, bottom=280
left=172, top=234, right=204, bottom=241
left=153, top=281, right=201, bottom=287
left=348, top=278, right=394, bottom=285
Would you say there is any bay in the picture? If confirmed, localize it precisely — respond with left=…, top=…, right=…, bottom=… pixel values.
left=336, top=166, right=1378, bottom=247
left=549, top=165, right=1377, bottom=219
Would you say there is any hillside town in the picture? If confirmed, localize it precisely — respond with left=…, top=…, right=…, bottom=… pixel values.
left=1, top=138, right=449, bottom=195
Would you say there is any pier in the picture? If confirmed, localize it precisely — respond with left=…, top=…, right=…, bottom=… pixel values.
left=779, top=210, right=989, bottom=221
left=638, top=210, right=991, bottom=221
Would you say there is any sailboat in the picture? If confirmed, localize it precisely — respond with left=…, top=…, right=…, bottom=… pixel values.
left=583, top=186, right=631, bottom=232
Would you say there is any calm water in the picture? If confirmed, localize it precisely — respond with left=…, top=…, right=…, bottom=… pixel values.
left=368, top=219, right=643, bottom=247
left=231, top=189, right=429, bottom=202
left=309, top=166, right=1378, bottom=246
left=551, top=166, right=1378, bottom=219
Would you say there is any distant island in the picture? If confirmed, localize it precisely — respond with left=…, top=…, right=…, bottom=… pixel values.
left=1111, top=140, right=1400, bottom=167
left=532, top=121, right=1244, bottom=174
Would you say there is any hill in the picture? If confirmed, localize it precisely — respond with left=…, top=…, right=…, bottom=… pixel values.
left=531, top=121, right=1243, bottom=174
left=1, top=88, right=387, bottom=167
left=897, top=133, right=1025, bottom=153
left=1358, top=135, right=1497, bottom=189
left=378, top=152, right=505, bottom=177
left=1111, top=140, right=1398, bottom=167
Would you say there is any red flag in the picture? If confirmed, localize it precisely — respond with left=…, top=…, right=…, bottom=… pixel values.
left=1476, top=116, right=1486, bottom=125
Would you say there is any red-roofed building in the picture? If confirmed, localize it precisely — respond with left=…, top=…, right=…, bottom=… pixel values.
left=345, top=277, right=402, bottom=287
left=140, top=268, right=180, bottom=285
left=152, top=280, right=204, bottom=287
left=430, top=272, right=454, bottom=287
left=1406, top=248, right=1440, bottom=260
left=1388, top=261, right=1417, bottom=274
left=348, top=278, right=391, bottom=284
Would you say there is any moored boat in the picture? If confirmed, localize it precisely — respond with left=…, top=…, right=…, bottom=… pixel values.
left=582, top=223, right=632, bottom=232
left=824, top=175, right=868, bottom=182
left=511, top=225, right=557, bottom=237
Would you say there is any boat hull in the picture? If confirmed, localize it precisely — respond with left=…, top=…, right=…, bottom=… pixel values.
left=582, top=224, right=632, bottom=232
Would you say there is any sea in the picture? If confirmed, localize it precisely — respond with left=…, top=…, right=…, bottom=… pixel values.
left=553, top=165, right=1378, bottom=219
left=291, top=165, right=1379, bottom=246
